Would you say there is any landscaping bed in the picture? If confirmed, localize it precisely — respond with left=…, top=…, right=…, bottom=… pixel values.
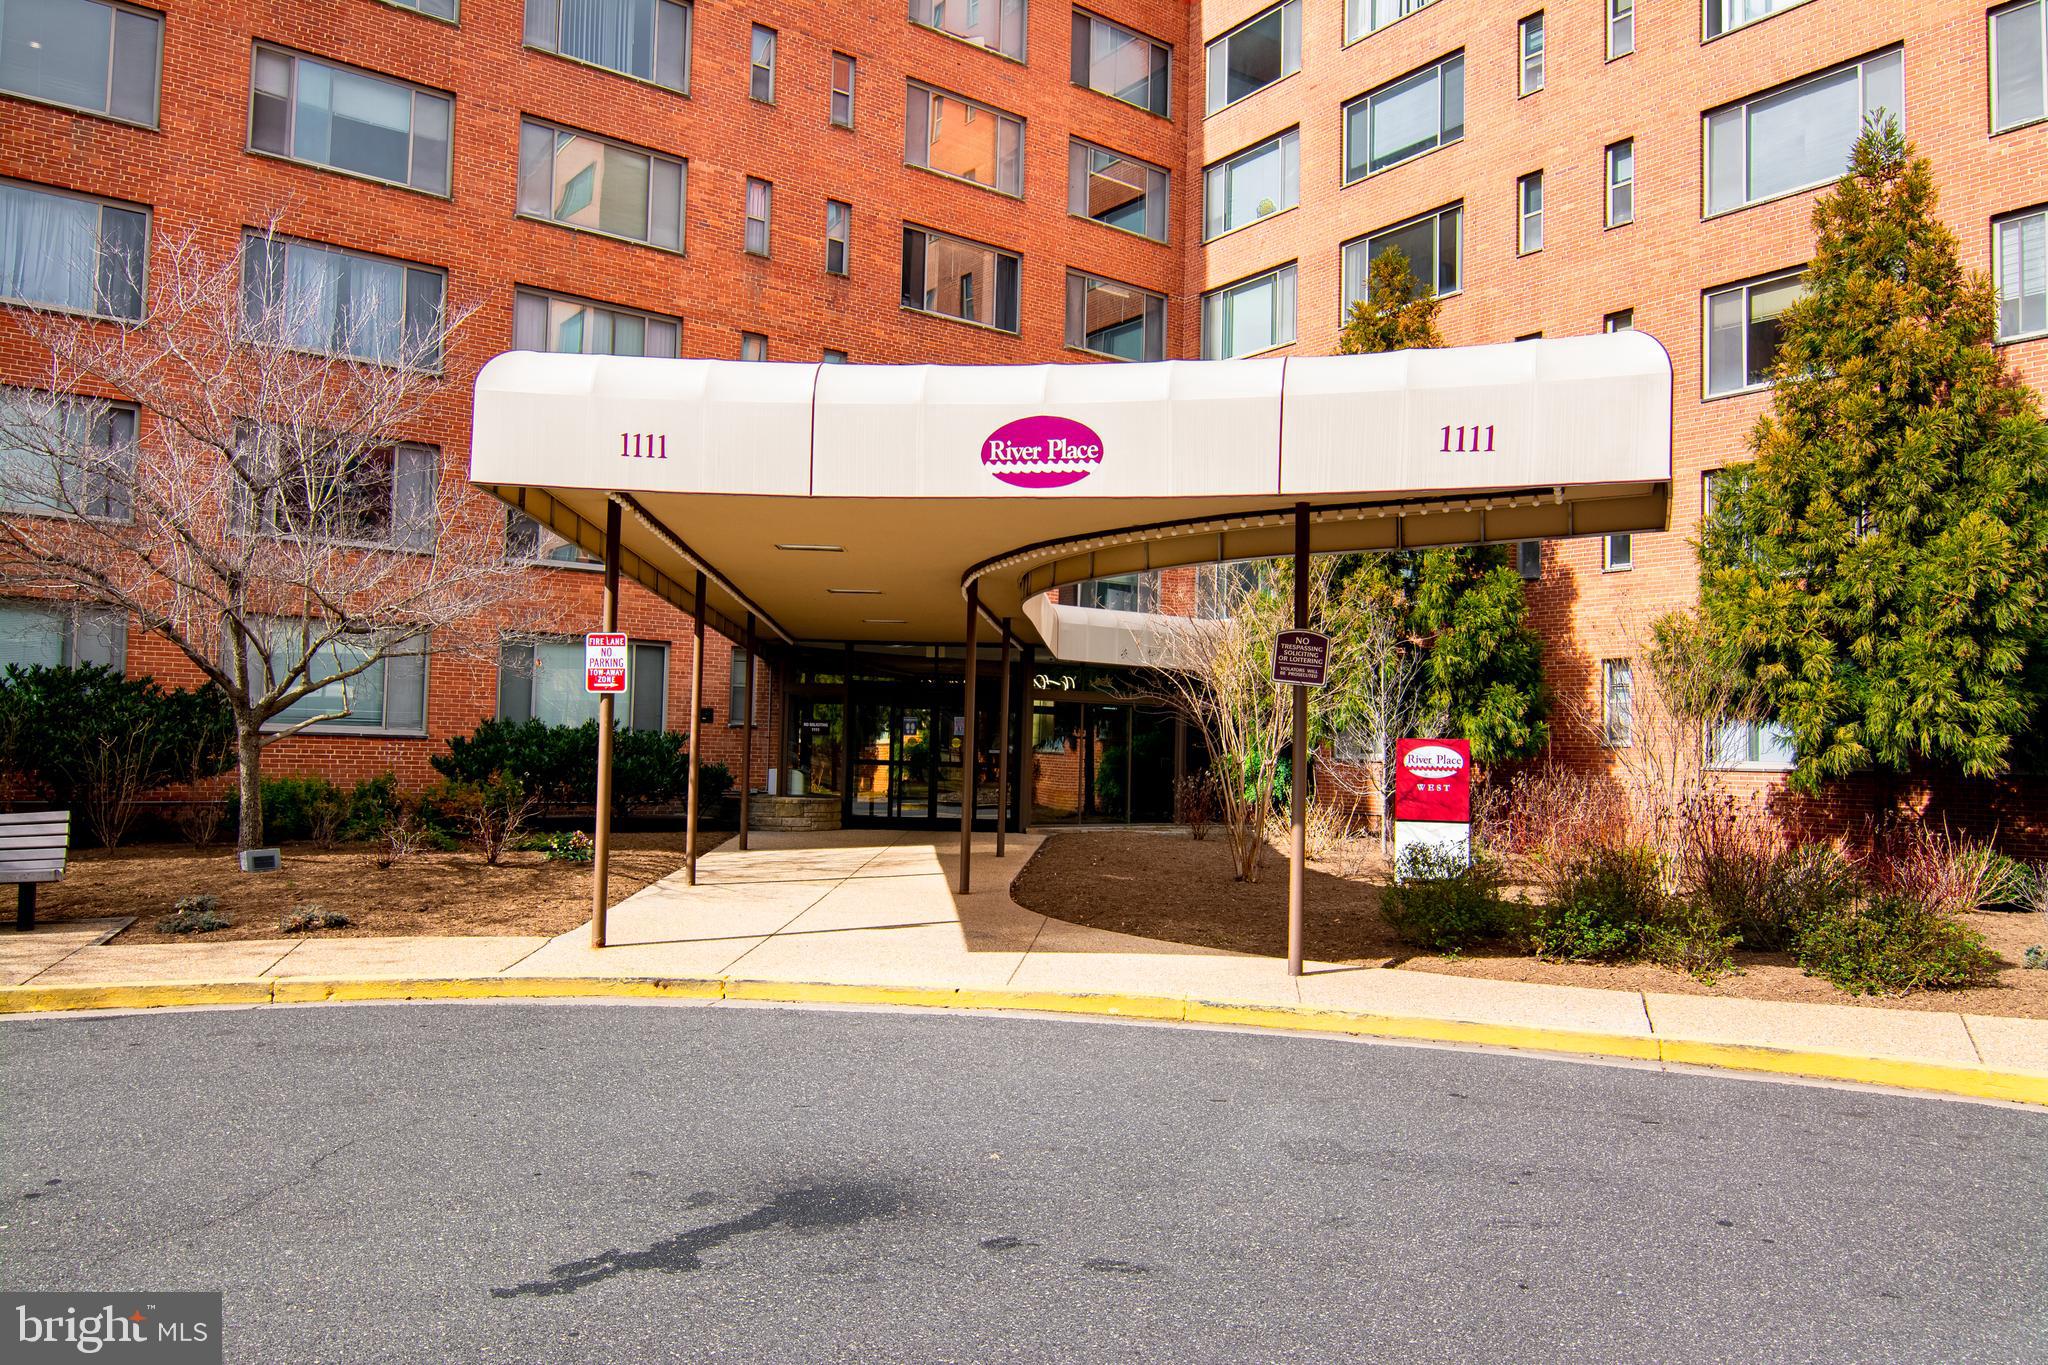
left=1009, top=831, right=2048, bottom=1019
left=33, top=831, right=729, bottom=944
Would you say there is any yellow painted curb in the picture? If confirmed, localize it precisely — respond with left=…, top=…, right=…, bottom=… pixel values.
left=0, top=980, right=274, bottom=1014
left=1183, top=999, right=1666, bottom=1061
left=1657, top=1039, right=2048, bottom=1108
left=270, top=976, right=724, bottom=1005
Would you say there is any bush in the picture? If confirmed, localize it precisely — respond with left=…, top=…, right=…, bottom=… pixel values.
left=1383, top=845, right=1511, bottom=952
left=1529, top=846, right=1666, bottom=962
left=1641, top=896, right=1740, bottom=983
left=158, top=894, right=228, bottom=934
left=1174, top=772, right=1218, bottom=841
left=434, top=718, right=732, bottom=815
left=519, top=829, right=593, bottom=863
left=279, top=905, right=349, bottom=933
left=439, top=775, right=538, bottom=866
left=1872, top=822, right=2026, bottom=916
left=1794, top=893, right=2000, bottom=995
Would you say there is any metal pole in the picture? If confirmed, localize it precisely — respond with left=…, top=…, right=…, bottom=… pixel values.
left=591, top=500, right=622, bottom=949
left=1288, top=502, right=1309, bottom=977
left=1016, top=643, right=1034, bottom=834
left=739, top=612, right=756, bottom=851
left=958, top=584, right=979, bottom=894
left=995, top=619, right=1011, bottom=857
left=686, top=569, right=706, bottom=887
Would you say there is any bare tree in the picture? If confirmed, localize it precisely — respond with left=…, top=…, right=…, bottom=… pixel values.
left=0, top=224, right=537, bottom=850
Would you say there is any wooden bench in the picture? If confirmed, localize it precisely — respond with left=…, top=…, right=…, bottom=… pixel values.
left=1, top=810, right=70, bottom=932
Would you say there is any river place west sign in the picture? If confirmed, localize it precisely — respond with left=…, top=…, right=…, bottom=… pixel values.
left=1271, top=630, right=1330, bottom=687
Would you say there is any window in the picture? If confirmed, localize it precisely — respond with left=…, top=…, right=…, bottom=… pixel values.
left=749, top=24, right=775, bottom=101
left=901, top=225, right=1020, bottom=331
left=1516, top=541, right=1542, bottom=580
left=1518, top=172, right=1544, bottom=253
left=1515, top=331, right=1543, bottom=342
left=391, top=0, right=458, bottom=17
left=739, top=332, right=766, bottom=361
left=1705, top=49, right=1903, bottom=216
left=1341, top=205, right=1462, bottom=313
left=1206, top=1, right=1300, bottom=113
left=1607, top=140, right=1635, bottom=227
left=1204, top=130, right=1298, bottom=239
left=1343, top=52, right=1464, bottom=182
left=910, top=0, right=1026, bottom=61
left=0, top=0, right=161, bottom=124
left=1702, top=467, right=1725, bottom=520
left=728, top=652, right=757, bottom=725
left=1202, top=264, right=1296, bottom=359
left=1069, top=141, right=1169, bottom=242
left=499, top=637, right=665, bottom=732
left=251, top=625, right=428, bottom=735
left=1603, top=533, right=1633, bottom=571
left=249, top=46, right=450, bottom=195
left=513, top=288, right=679, bottom=357
left=517, top=119, right=685, bottom=252
left=1598, top=0, right=1632, bottom=59
left=1711, top=718, right=1795, bottom=770
left=1346, top=0, right=1440, bottom=43
left=825, top=200, right=851, bottom=275
left=822, top=348, right=848, bottom=363
left=0, top=390, right=135, bottom=521
left=906, top=84, right=1024, bottom=195
left=1996, top=207, right=2046, bottom=341
left=524, top=0, right=690, bottom=91
left=1065, top=272, right=1165, bottom=361
left=0, top=600, right=124, bottom=672
left=0, top=180, right=146, bottom=320
left=1994, top=2, right=2046, bottom=132
left=831, top=52, right=856, bottom=127
left=1601, top=660, right=1634, bottom=747
left=1072, top=9, right=1169, bottom=116
left=1706, top=0, right=1812, bottom=41
left=1519, top=14, right=1544, bottom=95
left=1604, top=307, right=1634, bottom=331
left=506, top=508, right=599, bottom=566
left=1705, top=269, right=1804, bottom=396
left=240, top=233, right=445, bottom=368
left=242, top=429, right=439, bottom=550
left=1077, top=572, right=1159, bottom=613
left=744, top=178, right=772, bottom=255
left=1195, top=562, right=1260, bottom=619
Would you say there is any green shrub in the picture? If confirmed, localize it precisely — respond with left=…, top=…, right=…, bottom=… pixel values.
left=1794, top=894, right=2000, bottom=995
left=521, top=829, right=593, bottom=863
left=1529, top=846, right=1666, bottom=962
left=1383, top=845, right=1511, bottom=952
left=159, top=894, right=228, bottom=934
left=1642, top=896, right=1740, bottom=983
left=434, top=719, right=732, bottom=814
left=279, top=905, right=349, bottom=933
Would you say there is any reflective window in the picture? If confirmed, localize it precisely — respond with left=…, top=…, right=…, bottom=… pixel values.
left=831, top=52, right=855, bottom=126
left=0, top=180, right=146, bottom=320
left=249, top=46, right=451, bottom=194
left=1609, top=0, right=1634, bottom=57
left=901, top=225, right=1020, bottom=331
left=1706, top=0, right=1811, bottom=41
left=1519, top=171, right=1543, bottom=254
left=1201, top=264, right=1295, bottom=359
left=1065, top=272, right=1165, bottom=361
left=500, top=637, right=666, bottom=731
left=524, top=0, right=690, bottom=91
left=1343, top=52, right=1464, bottom=182
left=906, top=83, right=1023, bottom=195
left=0, top=389, right=134, bottom=521
left=1341, top=204, right=1461, bottom=313
left=1205, top=1, right=1300, bottom=113
left=1704, top=269, right=1805, bottom=396
left=1069, top=140, right=1168, bottom=242
left=1602, top=660, right=1634, bottom=747
left=0, top=599, right=124, bottom=672
left=1705, top=49, right=1902, bottom=215
left=909, top=0, right=1025, bottom=60
left=239, top=233, right=445, bottom=368
left=251, top=624, right=428, bottom=735
left=740, top=332, right=766, bottom=361
left=1711, top=718, right=1796, bottom=770
left=745, top=178, right=771, bottom=255
left=1607, top=140, right=1635, bottom=226
left=826, top=199, right=850, bottom=275
left=513, top=288, right=679, bottom=357
left=0, top=0, right=160, bottom=124
left=1345, top=0, right=1438, bottom=43
left=1519, top=13, right=1544, bottom=94
left=749, top=24, right=775, bottom=101
left=1071, top=9, right=1168, bottom=116
left=1203, top=130, right=1297, bottom=239
left=516, top=118, right=685, bottom=252
left=1996, top=207, right=2046, bottom=341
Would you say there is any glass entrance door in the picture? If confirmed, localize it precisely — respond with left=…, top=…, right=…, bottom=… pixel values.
left=851, top=697, right=934, bottom=822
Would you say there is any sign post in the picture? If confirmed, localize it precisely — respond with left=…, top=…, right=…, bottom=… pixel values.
left=588, top=503, right=624, bottom=947
left=1392, top=738, right=1473, bottom=879
left=584, top=632, right=629, bottom=694
left=1283, top=505, right=1314, bottom=976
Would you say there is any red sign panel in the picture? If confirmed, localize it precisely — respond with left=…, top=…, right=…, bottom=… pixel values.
left=584, top=632, right=629, bottom=694
left=1394, top=738, right=1471, bottom=823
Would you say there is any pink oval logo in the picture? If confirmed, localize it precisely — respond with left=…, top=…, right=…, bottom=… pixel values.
left=1401, top=744, right=1467, bottom=779
left=981, top=416, right=1105, bottom=490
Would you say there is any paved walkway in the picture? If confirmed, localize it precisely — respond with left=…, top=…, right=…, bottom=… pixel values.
left=4, top=830, right=2045, bottom=1105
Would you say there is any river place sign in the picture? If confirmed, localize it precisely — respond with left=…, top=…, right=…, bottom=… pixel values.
left=1271, top=629, right=1330, bottom=687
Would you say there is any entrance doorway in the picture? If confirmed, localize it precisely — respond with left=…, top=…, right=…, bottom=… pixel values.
left=1028, top=699, right=1180, bottom=824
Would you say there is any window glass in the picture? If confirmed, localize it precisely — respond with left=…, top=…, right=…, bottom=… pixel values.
left=501, top=638, right=665, bottom=731
left=900, top=226, right=1020, bottom=331
left=1516, top=541, right=1542, bottom=580
left=740, top=333, right=766, bottom=361
left=910, top=0, right=1026, bottom=60
left=1710, top=718, right=1795, bottom=769
left=1994, top=2, right=2047, bottom=132
left=0, top=0, right=161, bottom=124
left=1345, top=0, right=1439, bottom=42
left=0, top=600, right=124, bottom=671
left=831, top=52, right=855, bottom=126
left=1706, top=0, right=1811, bottom=40
left=513, top=288, right=680, bottom=357
left=826, top=200, right=850, bottom=274
left=1996, top=209, right=2047, bottom=340
left=745, top=178, right=771, bottom=255
left=1609, top=0, right=1634, bottom=57
left=1603, top=533, right=1632, bottom=570
left=906, top=84, right=1024, bottom=195
left=249, top=46, right=451, bottom=194
left=1705, top=270, right=1804, bottom=396
left=0, top=180, right=146, bottom=319
left=1604, top=308, right=1634, bottom=331
left=1071, top=9, right=1168, bottom=116
left=1519, top=13, right=1544, bottom=94
left=1065, top=272, right=1164, bottom=361
left=1602, top=660, right=1634, bottom=746
left=240, top=234, right=444, bottom=367
left=1705, top=49, right=1902, bottom=214
left=1341, top=205, right=1461, bottom=312
left=1069, top=141, right=1168, bottom=242
left=1204, top=130, right=1297, bottom=239
left=1201, top=265, right=1296, bottom=359
left=517, top=119, right=684, bottom=251
left=524, top=0, right=690, bottom=90
left=1205, top=0, right=1300, bottom=113
left=1607, top=140, right=1635, bottom=226
left=1344, top=53, right=1464, bottom=182
left=0, top=390, right=135, bottom=521
left=1519, top=172, right=1543, bottom=253
left=258, top=626, right=426, bottom=734
left=505, top=507, right=600, bottom=565
left=749, top=24, right=775, bottom=100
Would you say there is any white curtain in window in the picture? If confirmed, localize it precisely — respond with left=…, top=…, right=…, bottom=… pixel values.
left=1998, top=213, right=2046, bottom=338
left=559, top=0, right=654, bottom=80
left=1994, top=3, right=2046, bottom=128
left=0, top=182, right=99, bottom=312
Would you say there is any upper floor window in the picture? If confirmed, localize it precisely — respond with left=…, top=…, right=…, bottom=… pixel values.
left=500, top=636, right=666, bottom=731
left=0, top=179, right=146, bottom=320
left=1996, top=207, right=2046, bottom=341
left=1705, top=48, right=1902, bottom=215
left=1201, top=263, right=1296, bottom=359
left=901, top=225, right=1020, bottom=332
left=1072, top=9, right=1169, bottom=116
left=910, top=0, right=1026, bottom=61
left=1346, top=0, right=1439, bottom=43
left=0, top=0, right=160, bottom=125
left=1993, top=1, right=2046, bottom=132
left=1343, top=52, right=1463, bottom=182
left=1603, top=533, right=1633, bottom=571
left=1341, top=204, right=1461, bottom=313
left=831, top=52, right=856, bottom=127
left=1518, top=173, right=1544, bottom=253
left=1516, top=541, right=1542, bottom=580
left=240, top=233, right=445, bottom=368
left=1609, top=0, right=1634, bottom=57
left=1607, top=140, right=1636, bottom=226
left=749, top=24, right=775, bottom=101
left=513, top=287, right=679, bottom=356
left=826, top=199, right=851, bottom=274
left=524, top=0, right=689, bottom=92
left=241, top=428, right=440, bottom=551
left=1706, top=0, right=1811, bottom=41
left=0, top=599, right=124, bottom=672
left=822, top=348, right=848, bottom=363
left=740, top=332, right=767, bottom=361
left=517, top=118, right=685, bottom=253
left=389, top=0, right=458, bottom=17
left=906, top=83, right=1023, bottom=196
left=1604, top=308, right=1634, bottom=331
left=1206, top=1, right=1300, bottom=114
left=1704, top=268, right=1804, bottom=396
left=1065, top=272, right=1165, bottom=361
left=744, top=178, right=772, bottom=255
left=0, top=389, right=135, bottom=521
left=250, top=46, right=451, bottom=195
left=1519, top=13, right=1545, bottom=95
left=506, top=507, right=599, bottom=566
left=1204, top=129, right=1298, bottom=239
left=1069, top=140, right=1168, bottom=242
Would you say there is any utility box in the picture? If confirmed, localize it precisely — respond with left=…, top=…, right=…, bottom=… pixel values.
left=239, top=848, right=281, bottom=873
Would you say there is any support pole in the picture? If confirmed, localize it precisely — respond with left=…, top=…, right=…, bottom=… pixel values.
left=958, top=583, right=979, bottom=894
left=1016, top=644, right=1034, bottom=835
left=995, top=619, right=1011, bottom=857
left=686, top=569, right=706, bottom=887
left=591, top=500, right=622, bottom=949
left=1288, top=502, right=1309, bottom=977
left=738, top=612, right=756, bottom=851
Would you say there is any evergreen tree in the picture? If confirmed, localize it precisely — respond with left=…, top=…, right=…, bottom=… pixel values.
left=1698, top=121, right=2048, bottom=791
left=1330, top=248, right=1551, bottom=764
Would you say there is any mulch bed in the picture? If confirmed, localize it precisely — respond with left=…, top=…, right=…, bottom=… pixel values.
left=34, top=830, right=729, bottom=944
left=1010, top=831, right=2048, bottom=1019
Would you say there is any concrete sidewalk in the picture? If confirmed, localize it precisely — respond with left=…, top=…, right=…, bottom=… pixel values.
left=4, top=830, right=2045, bottom=1106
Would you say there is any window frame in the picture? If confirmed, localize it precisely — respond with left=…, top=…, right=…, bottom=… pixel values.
left=498, top=634, right=667, bottom=733
left=247, top=43, right=454, bottom=198
left=825, top=199, right=851, bottom=275
left=1702, top=47, right=1905, bottom=219
left=1516, top=541, right=1543, bottom=580
left=905, top=81, right=1026, bottom=197
left=1703, top=0, right=1815, bottom=43
left=243, top=432, right=441, bottom=553
left=1601, top=658, right=1635, bottom=748
left=830, top=51, right=856, bottom=127
left=523, top=0, right=692, bottom=94
left=512, top=286, right=681, bottom=359
left=1993, top=204, right=2048, bottom=343
left=1344, top=0, right=1441, bottom=46
left=1064, top=270, right=1166, bottom=362
left=909, top=0, right=1028, bottom=63
left=1071, top=7, right=1171, bottom=118
left=1519, top=13, right=1545, bottom=96
left=0, top=0, right=164, bottom=128
left=239, top=230, right=446, bottom=371
left=1702, top=266, right=1805, bottom=399
left=1604, top=308, right=1635, bottom=331
left=1991, top=0, right=2048, bottom=135
left=1205, top=0, right=1302, bottom=115
left=749, top=24, right=776, bottom=102
left=899, top=224, right=1022, bottom=333
left=505, top=506, right=600, bottom=568
left=516, top=116, right=687, bottom=255
left=380, top=0, right=460, bottom=22
left=1606, top=139, right=1636, bottom=227
left=744, top=177, right=773, bottom=256
left=1518, top=171, right=1544, bottom=254
left=1707, top=717, right=1796, bottom=771
left=1203, top=128, right=1300, bottom=241
left=252, top=624, right=431, bottom=738
left=0, top=598, right=126, bottom=673
left=1201, top=262, right=1298, bottom=360
left=1602, top=533, right=1633, bottom=572
left=1608, top=0, right=1634, bottom=59
left=1340, top=203, right=1464, bottom=317
left=1069, top=138, right=1170, bottom=244
left=0, top=179, right=150, bottom=322
left=1342, top=51, right=1465, bottom=184
left=0, top=389, right=137, bottom=523
left=740, top=332, right=767, bottom=361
